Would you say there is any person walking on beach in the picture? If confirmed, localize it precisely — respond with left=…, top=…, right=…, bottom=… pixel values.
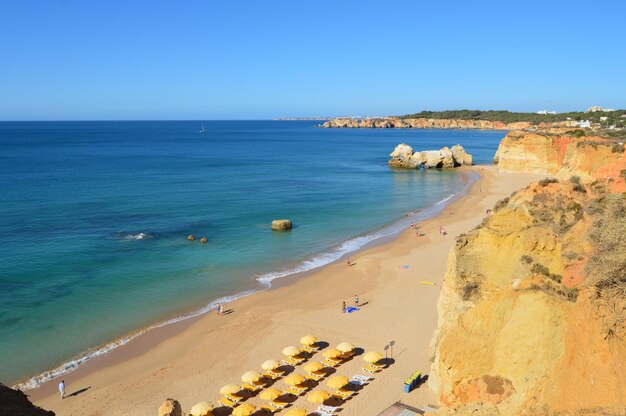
left=216, top=303, right=221, bottom=316
left=342, top=301, right=346, bottom=313
left=354, top=294, right=359, bottom=307
left=58, top=380, right=66, bottom=399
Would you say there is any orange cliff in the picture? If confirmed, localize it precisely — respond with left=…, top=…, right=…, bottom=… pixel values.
left=493, top=130, right=626, bottom=189
left=320, top=117, right=575, bottom=130
left=429, top=179, right=626, bottom=415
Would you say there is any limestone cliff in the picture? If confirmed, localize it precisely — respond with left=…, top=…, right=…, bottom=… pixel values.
left=430, top=179, right=626, bottom=415
left=493, top=130, right=626, bottom=183
left=321, top=117, right=575, bottom=130
left=0, top=383, right=55, bottom=416
left=388, top=143, right=472, bottom=169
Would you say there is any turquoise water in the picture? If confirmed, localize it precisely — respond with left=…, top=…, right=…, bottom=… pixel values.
left=0, top=121, right=505, bottom=386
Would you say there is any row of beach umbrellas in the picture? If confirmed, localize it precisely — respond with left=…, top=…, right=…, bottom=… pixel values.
left=189, top=336, right=384, bottom=416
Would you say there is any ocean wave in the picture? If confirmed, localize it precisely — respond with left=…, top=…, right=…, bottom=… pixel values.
left=15, top=176, right=477, bottom=391
left=115, top=232, right=152, bottom=240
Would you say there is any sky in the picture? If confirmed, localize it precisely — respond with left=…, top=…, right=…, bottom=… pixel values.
left=1, top=0, right=625, bottom=120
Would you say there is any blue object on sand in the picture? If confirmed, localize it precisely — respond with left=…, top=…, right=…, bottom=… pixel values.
left=346, top=307, right=360, bottom=313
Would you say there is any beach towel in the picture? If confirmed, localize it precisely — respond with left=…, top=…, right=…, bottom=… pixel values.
left=419, top=281, right=436, bottom=286
left=399, top=265, right=411, bottom=269
left=346, top=307, right=360, bottom=313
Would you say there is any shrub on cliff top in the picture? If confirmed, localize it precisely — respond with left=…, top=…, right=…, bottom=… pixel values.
left=538, top=177, right=559, bottom=187
left=565, top=129, right=586, bottom=137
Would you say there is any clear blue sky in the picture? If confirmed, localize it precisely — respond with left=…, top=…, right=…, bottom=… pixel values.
left=1, top=0, right=625, bottom=120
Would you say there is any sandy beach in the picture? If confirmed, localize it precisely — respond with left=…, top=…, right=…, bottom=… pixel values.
left=28, top=166, right=542, bottom=416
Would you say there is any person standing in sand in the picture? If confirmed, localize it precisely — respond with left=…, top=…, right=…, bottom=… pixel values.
left=342, top=301, right=346, bottom=313
left=354, top=294, right=359, bottom=307
left=58, top=380, right=66, bottom=399
left=216, top=303, right=221, bottom=316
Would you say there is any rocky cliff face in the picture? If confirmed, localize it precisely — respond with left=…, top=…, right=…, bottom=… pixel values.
left=430, top=179, right=626, bottom=415
left=388, top=144, right=472, bottom=169
left=493, top=130, right=626, bottom=184
left=321, top=117, right=575, bottom=130
left=0, top=383, right=55, bottom=416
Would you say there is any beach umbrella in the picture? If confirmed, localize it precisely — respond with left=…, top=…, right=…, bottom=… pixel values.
left=190, top=401, right=213, bottom=416
left=261, top=359, right=280, bottom=370
left=283, top=373, right=306, bottom=386
left=322, top=348, right=341, bottom=359
left=219, top=384, right=240, bottom=395
left=336, top=342, right=354, bottom=353
left=307, top=390, right=331, bottom=404
left=283, top=408, right=307, bottom=416
left=259, top=388, right=282, bottom=401
left=300, top=335, right=318, bottom=346
left=326, top=375, right=349, bottom=389
left=363, top=351, right=383, bottom=364
left=282, top=345, right=301, bottom=357
left=232, top=403, right=255, bottom=416
left=241, top=370, right=262, bottom=384
left=303, top=361, right=324, bottom=373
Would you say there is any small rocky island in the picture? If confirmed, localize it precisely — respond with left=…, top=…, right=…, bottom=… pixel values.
left=388, top=143, right=473, bottom=169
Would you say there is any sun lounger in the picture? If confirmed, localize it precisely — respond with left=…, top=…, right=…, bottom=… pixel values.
left=269, top=400, right=289, bottom=409
left=260, top=405, right=276, bottom=414
left=218, top=397, right=237, bottom=408
left=242, top=382, right=260, bottom=392
left=349, top=374, right=373, bottom=385
left=315, top=405, right=339, bottom=415
left=338, top=351, right=354, bottom=361
left=301, top=344, right=321, bottom=353
left=286, top=385, right=307, bottom=396
left=304, top=371, right=325, bottom=381
left=362, top=364, right=383, bottom=374
left=225, top=392, right=243, bottom=403
left=321, top=358, right=341, bottom=368
left=282, top=356, right=305, bottom=366
left=262, top=371, right=281, bottom=380
left=333, top=389, right=355, bottom=399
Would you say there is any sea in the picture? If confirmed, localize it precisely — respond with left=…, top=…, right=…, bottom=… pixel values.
left=0, top=121, right=505, bottom=388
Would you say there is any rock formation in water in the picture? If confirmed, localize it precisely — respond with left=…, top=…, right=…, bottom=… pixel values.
left=429, top=173, right=626, bottom=413
left=0, top=383, right=55, bottom=416
left=388, top=143, right=473, bottom=169
left=321, top=117, right=576, bottom=130
left=494, top=130, right=626, bottom=183
left=271, top=219, right=292, bottom=231
left=158, top=398, right=182, bottom=416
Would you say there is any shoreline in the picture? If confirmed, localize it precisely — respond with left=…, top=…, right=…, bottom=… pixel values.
left=30, top=166, right=543, bottom=416
left=13, top=168, right=477, bottom=391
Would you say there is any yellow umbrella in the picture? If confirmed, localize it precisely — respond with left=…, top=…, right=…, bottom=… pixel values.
left=300, top=335, right=318, bottom=346
left=261, top=359, right=280, bottom=370
left=363, top=351, right=383, bottom=363
left=326, top=375, right=349, bottom=389
left=303, top=361, right=323, bottom=373
left=283, top=373, right=305, bottom=386
left=232, top=403, right=255, bottom=416
left=336, top=342, right=354, bottom=352
left=241, top=370, right=262, bottom=384
left=259, top=388, right=282, bottom=401
left=190, top=401, right=213, bottom=416
left=282, top=345, right=301, bottom=357
left=283, top=408, right=307, bottom=416
left=322, top=348, right=341, bottom=359
left=219, top=384, right=240, bottom=395
left=307, top=390, right=331, bottom=404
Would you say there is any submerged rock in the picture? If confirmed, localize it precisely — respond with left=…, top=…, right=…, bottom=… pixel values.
left=187, top=234, right=195, bottom=241
left=199, top=237, right=208, bottom=243
left=271, top=219, right=292, bottom=231
left=388, top=143, right=473, bottom=169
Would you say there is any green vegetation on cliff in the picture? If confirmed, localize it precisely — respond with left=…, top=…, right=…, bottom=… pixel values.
left=400, top=109, right=626, bottom=126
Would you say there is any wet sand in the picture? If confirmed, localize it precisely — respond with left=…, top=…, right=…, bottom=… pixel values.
left=30, top=166, right=542, bottom=416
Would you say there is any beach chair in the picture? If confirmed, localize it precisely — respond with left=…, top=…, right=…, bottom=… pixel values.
left=262, top=371, right=281, bottom=380
left=269, top=400, right=289, bottom=409
left=338, top=351, right=354, bottom=361
left=321, top=358, right=340, bottom=368
left=260, top=404, right=276, bottom=414
left=301, top=343, right=321, bottom=353
left=225, top=392, right=243, bottom=403
left=286, top=385, right=307, bottom=396
left=349, top=374, right=373, bottom=385
left=315, top=405, right=339, bottom=415
left=282, top=356, right=305, bottom=366
left=304, top=371, right=325, bottom=382
left=218, top=397, right=237, bottom=408
left=242, top=382, right=261, bottom=392
left=362, top=364, right=383, bottom=374
left=333, top=389, right=355, bottom=399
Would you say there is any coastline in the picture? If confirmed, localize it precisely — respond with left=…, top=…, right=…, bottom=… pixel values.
left=13, top=169, right=478, bottom=391
left=29, top=166, right=544, bottom=415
